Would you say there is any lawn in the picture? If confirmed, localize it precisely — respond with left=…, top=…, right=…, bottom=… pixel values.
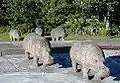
left=65, top=34, right=120, bottom=41
left=1, top=33, right=120, bottom=41
left=0, top=33, right=10, bottom=41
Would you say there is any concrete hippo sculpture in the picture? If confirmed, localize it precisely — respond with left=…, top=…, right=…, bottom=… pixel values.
left=70, top=42, right=110, bottom=80
left=9, top=29, right=21, bottom=41
left=35, top=27, right=43, bottom=36
left=51, top=24, right=66, bottom=41
left=23, top=33, right=54, bottom=66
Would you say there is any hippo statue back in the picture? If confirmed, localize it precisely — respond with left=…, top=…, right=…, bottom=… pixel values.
left=51, top=24, right=66, bottom=41
left=35, top=27, right=43, bottom=36
left=9, top=29, right=21, bottom=41
left=23, top=33, right=54, bottom=67
left=70, top=42, right=109, bottom=80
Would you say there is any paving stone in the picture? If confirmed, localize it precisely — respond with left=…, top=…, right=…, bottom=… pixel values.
left=0, top=57, right=18, bottom=73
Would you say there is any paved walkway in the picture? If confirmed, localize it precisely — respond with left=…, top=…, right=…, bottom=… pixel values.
left=0, top=41, right=119, bottom=83
left=0, top=53, right=71, bottom=73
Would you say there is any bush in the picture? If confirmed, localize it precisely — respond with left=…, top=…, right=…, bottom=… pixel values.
left=100, top=28, right=109, bottom=36
left=16, top=23, right=34, bottom=35
left=66, top=15, right=107, bottom=36
left=66, top=14, right=85, bottom=35
left=0, top=26, right=10, bottom=34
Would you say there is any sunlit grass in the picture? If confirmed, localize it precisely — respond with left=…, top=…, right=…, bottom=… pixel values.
left=1, top=33, right=120, bottom=41
left=0, top=33, right=10, bottom=41
left=65, top=34, right=120, bottom=41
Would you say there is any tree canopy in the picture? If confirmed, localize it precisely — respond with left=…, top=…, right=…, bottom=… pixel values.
left=0, top=0, right=120, bottom=36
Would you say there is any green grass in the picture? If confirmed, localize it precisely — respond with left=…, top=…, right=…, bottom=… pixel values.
left=1, top=33, right=120, bottom=41
left=65, top=34, right=120, bottom=41
left=0, top=33, right=10, bottom=41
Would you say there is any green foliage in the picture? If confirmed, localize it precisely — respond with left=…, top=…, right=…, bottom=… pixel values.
left=16, top=23, right=33, bottom=35
left=0, top=26, right=10, bottom=33
left=2, top=0, right=40, bottom=30
left=0, top=26, right=7, bottom=33
left=41, top=0, right=72, bottom=33
left=99, top=28, right=109, bottom=36
left=66, top=15, right=107, bottom=36
left=85, top=16, right=106, bottom=36
left=0, top=0, right=120, bottom=37
left=108, top=24, right=120, bottom=36
left=66, top=14, right=85, bottom=34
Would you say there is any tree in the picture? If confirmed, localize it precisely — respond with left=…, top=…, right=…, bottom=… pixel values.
left=40, top=0, right=79, bottom=34
left=1, top=0, right=120, bottom=36
left=2, top=0, right=41, bottom=34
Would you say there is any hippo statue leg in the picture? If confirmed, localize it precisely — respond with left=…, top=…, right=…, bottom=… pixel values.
left=61, top=36, right=64, bottom=41
left=56, top=37, right=59, bottom=41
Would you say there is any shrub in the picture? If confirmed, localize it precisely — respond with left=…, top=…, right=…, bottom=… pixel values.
left=16, top=23, right=34, bottom=35
left=0, top=26, right=10, bottom=34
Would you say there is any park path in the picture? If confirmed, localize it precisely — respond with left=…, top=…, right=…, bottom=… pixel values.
left=0, top=41, right=120, bottom=83
left=0, top=42, right=72, bottom=73
left=0, top=40, right=120, bottom=73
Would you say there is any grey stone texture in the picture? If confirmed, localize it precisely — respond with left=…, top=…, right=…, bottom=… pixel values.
left=9, top=29, right=21, bottom=41
left=70, top=42, right=110, bottom=80
left=51, top=24, right=66, bottom=41
left=35, top=27, right=43, bottom=36
left=23, top=33, right=54, bottom=66
left=0, top=41, right=119, bottom=83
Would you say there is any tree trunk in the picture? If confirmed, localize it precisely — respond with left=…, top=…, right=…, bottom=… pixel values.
left=104, top=11, right=110, bottom=30
left=106, top=19, right=110, bottom=30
